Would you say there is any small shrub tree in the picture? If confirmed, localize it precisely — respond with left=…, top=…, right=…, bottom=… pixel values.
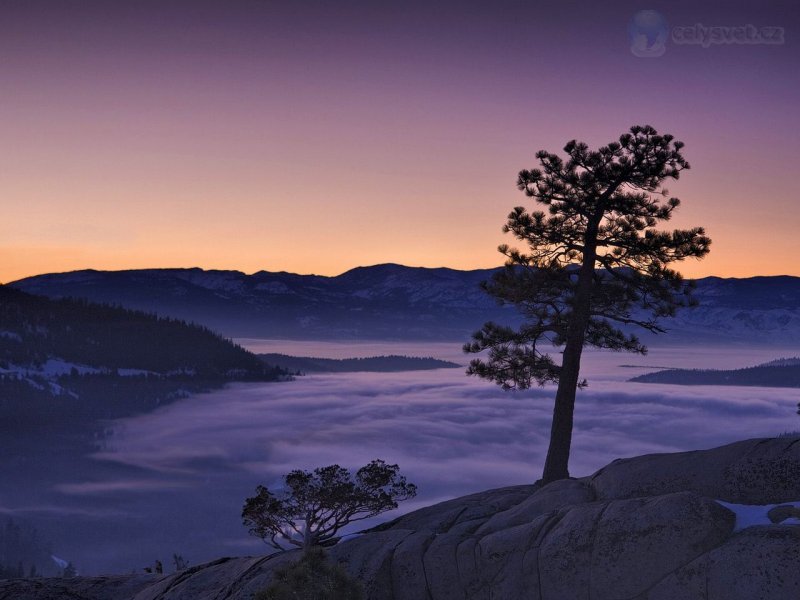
left=242, top=460, right=416, bottom=552
left=172, top=553, right=189, bottom=571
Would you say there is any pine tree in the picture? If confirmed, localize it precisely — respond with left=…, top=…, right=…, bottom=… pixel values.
left=243, top=460, right=416, bottom=552
left=465, top=125, right=711, bottom=483
left=62, top=562, right=77, bottom=578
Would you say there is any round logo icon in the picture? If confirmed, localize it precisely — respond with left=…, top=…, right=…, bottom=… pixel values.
left=629, top=10, right=669, bottom=57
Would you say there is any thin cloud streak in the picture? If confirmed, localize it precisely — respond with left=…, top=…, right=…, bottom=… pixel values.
left=54, top=479, right=191, bottom=496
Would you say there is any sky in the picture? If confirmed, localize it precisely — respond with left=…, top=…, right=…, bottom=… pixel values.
left=1, top=0, right=798, bottom=282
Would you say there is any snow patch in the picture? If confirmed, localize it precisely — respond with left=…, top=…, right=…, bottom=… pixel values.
left=166, top=368, right=196, bottom=377
left=254, top=281, right=292, bottom=294
left=716, top=500, right=800, bottom=531
left=51, top=555, right=69, bottom=569
left=173, top=270, right=246, bottom=292
left=117, top=368, right=156, bottom=377
left=40, top=359, right=103, bottom=376
left=1, top=360, right=155, bottom=380
left=0, top=363, right=25, bottom=375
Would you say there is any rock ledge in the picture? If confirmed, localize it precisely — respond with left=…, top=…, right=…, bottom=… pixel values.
left=3, top=437, right=800, bottom=600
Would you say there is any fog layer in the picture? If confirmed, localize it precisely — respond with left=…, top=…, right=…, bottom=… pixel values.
left=8, top=342, right=798, bottom=574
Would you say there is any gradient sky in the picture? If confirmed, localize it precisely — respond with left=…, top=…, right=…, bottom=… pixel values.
left=1, top=0, right=798, bottom=282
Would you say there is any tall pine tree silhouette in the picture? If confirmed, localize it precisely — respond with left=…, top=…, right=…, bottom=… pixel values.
left=465, top=125, right=711, bottom=483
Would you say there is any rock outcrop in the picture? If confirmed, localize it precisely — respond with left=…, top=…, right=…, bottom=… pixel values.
left=590, top=437, right=800, bottom=504
left=3, top=437, right=800, bottom=600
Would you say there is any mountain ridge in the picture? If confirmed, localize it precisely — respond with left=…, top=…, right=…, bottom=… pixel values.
left=10, top=265, right=800, bottom=343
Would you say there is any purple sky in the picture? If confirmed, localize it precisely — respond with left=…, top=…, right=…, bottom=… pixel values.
left=1, top=0, right=798, bottom=281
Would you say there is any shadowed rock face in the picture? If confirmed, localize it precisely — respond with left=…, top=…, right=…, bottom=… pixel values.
left=590, top=437, right=800, bottom=504
left=3, top=437, right=800, bottom=600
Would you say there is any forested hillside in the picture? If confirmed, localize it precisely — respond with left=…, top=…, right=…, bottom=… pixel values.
left=0, top=518, right=54, bottom=578
left=259, top=353, right=460, bottom=373
left=630, top=360, right=800, bottom=388
left=0, top=286, right=276, bottom=376
left=0, top=286, right=287, bottom=430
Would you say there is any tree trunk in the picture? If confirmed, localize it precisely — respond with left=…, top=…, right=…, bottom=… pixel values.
left=303, top=517, right=313, bottom=552
left=541, top=224, right=599, bottom=483
left=541, top=323, right=587, bottom=482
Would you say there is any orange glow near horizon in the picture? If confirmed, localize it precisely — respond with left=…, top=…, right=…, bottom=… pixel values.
left=2, top=112, right=796, bottom=283
left=2, top=2, right=798, bottom=284
left=3, top=214, right=796, bottom=283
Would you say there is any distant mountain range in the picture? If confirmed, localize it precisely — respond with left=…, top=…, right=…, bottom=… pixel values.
left=9, top=265, right=800, bottom=344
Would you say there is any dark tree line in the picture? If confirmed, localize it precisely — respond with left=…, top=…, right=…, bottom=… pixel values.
left=632, top=364, right=800, bottom=388
left=0, top=286, right=283, bottom=378
left=0, top=518, right=53, bottom=579
left=258, top=354, right=459, bottom=374
left=0, top=286, right=287, bottom=439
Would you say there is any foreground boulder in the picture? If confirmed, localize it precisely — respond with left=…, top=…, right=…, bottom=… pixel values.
left=591, top=437, right=800, bottom=504
left=3, top=437, right=800, bottom=600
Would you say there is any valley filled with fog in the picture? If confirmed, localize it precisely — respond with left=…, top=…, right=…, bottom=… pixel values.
left=7, top=340, right=798, bottom=574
